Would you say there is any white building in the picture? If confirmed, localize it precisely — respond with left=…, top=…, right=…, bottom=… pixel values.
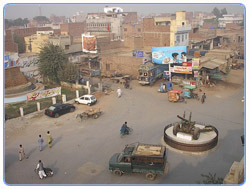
left=218, top=14, right=244, bottom=28
left=104, top=7, right=123, bottom=14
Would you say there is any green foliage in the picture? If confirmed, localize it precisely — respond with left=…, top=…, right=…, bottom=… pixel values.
left=13, top=35, right=26, bottom=53
left=212, top=7, right=228, bottom=19
left=197, top=173, right=223, bottom=184
left=5, top=18, right=29, bottom=27
left=38, top=43, right=67, bottom=84
left=58, top=62, right=79, bottom=83
left=33, top=16, right=50, bottom=23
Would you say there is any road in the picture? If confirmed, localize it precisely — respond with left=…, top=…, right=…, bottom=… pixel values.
left=4, top=69, right=245, bottom=185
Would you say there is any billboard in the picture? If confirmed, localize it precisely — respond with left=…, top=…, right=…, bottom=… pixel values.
left=133, top=50, right=144, bottom=57
left=152, top=46, right=187, bottom=64
left=170, top=66, right=193, bottom=74
left=27, top=87, right=61, bottom=101
left=82, top=34, right=97, bottom=53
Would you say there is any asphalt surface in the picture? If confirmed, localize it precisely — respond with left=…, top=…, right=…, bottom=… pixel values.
left=4, top=69, right=245, bottom=185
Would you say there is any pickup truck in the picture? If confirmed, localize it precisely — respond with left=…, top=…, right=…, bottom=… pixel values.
left=109, top=143, right=168, bottom=180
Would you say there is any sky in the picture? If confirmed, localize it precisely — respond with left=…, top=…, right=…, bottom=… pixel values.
left=4, top=3, right=245, bottom=20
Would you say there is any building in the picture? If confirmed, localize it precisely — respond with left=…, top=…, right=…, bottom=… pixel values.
left=24, top=33, right=50, bottom=53
left=4, top=30, right=18, bottom=53
left=60, top=22, right=86, bottom=42
left=142, top=11, right=191, bottom=50
left=71, top=11, right=86, bottom=23
left=218, top=14, right=243, bottom=28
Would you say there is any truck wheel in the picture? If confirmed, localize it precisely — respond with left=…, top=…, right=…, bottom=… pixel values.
left=173, top=123, right=180, bottom=135
left=114, top=169, right=123, bottom=176
left=193, top=127, right=200, bottom=140
left=93, top=114, right=99, bottom=119
left=146, top=173, right=156, bottom=181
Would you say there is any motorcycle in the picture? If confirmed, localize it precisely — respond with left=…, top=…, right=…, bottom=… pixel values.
left=120, top=127, right=133, bottom=137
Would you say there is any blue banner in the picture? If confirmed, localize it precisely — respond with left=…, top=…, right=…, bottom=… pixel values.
left=152, top=46, right=187, bottom=64
left=133, top=50, right=144, bottom=57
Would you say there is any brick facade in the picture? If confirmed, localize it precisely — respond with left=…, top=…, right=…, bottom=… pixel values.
left=4, top=30, right=18, bottom=53
left=60, top=22, right=86, bottom=37
left=101, top=55, right=142, bottom=78
left=5, top=67, right=28, bottom=88
left=122, top=23, right=143, bottom=38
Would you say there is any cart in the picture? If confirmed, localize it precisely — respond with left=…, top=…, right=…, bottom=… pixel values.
left=158, top=82, right=173, bottom=93
left=183, top=86, right=199, bottom=100
left=76, top=108, right=102, bottom=121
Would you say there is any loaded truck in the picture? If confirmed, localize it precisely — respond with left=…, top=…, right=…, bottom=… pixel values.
left=138, top=63, right=167, bottom=85
left=109, top=143, right=168, bottom=180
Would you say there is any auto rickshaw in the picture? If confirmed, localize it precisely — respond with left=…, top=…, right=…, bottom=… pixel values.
left=158, top=82, right=173, bottom=93
left=183, top=85, right=200, bottom=100
left=168, top=90, right=185, bottom=103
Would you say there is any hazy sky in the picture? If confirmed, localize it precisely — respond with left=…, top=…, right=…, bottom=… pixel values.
left=4, top=3, right=245, bottom=20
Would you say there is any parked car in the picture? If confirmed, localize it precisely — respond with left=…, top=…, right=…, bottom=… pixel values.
left=45, top=104, right=75, bottom=118
left=74, top=95, right=97, bottom=106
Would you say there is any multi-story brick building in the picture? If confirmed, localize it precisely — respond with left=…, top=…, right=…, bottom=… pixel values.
left=60, top=22, right=86, bottom=37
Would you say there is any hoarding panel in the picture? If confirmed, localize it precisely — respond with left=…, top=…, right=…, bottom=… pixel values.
left=173, top=66, right=192, bottom=74
left=152, top=46, right=187, bottom=64
left=82, top=34, right=97, bottom=53
left=27, top=87, right=61, bottom=101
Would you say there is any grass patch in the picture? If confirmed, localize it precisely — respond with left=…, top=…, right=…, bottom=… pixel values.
left=5, top=85, right=87, bottom=119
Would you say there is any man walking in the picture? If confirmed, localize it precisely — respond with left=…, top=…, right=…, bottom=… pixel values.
left=201, top=93, right=206, bottom=104
left=18, top=144, right=28, bottom=161
left=35, top=160, right=46, bottom=179
left=117, top=87, right=122, bottom=98
left=38, top=135, right=44, bottom=151
left=47, top=131, right=53, bottom=148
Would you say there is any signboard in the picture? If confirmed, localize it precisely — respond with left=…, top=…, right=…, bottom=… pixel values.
left=194, top=71, right=199, bottom=78
left=172, top=66, right=192, bottom=74
left=27, top=87, right=61, bottom=101
left=133, top=50, right=144, bottom=57
left=192, top=58, right=200, bottom=69
left=182, top=62, right=192, bottom=67
left=152, top=46, right=187, bottom=64
left=82, top=34, right=97, bottom=53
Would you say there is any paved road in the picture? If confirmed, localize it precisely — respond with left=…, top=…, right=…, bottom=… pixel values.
left=4, top=70, right=245, bottom=185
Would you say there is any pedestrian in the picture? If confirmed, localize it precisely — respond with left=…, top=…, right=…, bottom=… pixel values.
left=35, top=160, right=47, bottom=179
left=117, top=87, right=122, bottom=98
left=18, top=144, right=28, bottom=161
left=201, top=93, right=206, bottom=104
left=38, top=135, right=44, bottom=151
left=47, top=131, right=53, bottom=148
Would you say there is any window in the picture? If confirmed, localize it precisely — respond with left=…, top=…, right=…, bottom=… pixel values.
left=65, top=45, right=70, bottom=50
left=124, top=28, right=127, bottom=32
left=106, top=63, right=110, bottom=71
left=138, top=28, right=141, bottom=32
left=182, top=22, right=185, bottom=26
left=185, top=34, right=187, bottom=40
left=176, top=35, right=180, bottom=43
left=182, top=34, right=184, bottom=42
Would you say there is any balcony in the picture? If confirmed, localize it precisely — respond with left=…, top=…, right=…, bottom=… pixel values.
left=176, top=25, right=191, bottom=33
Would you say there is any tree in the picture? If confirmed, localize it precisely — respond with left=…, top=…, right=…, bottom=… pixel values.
left=33, top=16, right=50, bottom=23
left=38, top=43, right=67, bottom=84
left=5, top=18, right=29, bottom=27
left=221, top=8, right=228, bottom=16
left=13, top=35, right=26, bottom=53
left=212, top=7, right=222, bottom=19
left=58, top=62, right=79, bottom=83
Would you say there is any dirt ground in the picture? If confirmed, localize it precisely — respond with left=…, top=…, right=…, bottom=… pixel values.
left=3, top=69, right=245, bottom=185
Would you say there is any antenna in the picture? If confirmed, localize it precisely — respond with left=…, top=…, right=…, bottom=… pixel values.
left=39, top=5, right=42, bottom=16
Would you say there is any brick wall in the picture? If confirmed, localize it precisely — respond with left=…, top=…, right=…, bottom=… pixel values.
left=12, top=27, right=53, bottom=37
left=123, top=36, right=143, bottom=50
left=122, top=24, right=143, bottom=38
left=143, top=18, right=170, bottom=32
left=123, top=12, right=138, bottom=24
left=143, top=32, right=170, bottom=48
left=101, top=55, right=142, bottom=78
left=60, top=22, right=86, bottom=37
left=5, top=67, right=28, bottom=88
left=4, top=30, right=18, bottom=53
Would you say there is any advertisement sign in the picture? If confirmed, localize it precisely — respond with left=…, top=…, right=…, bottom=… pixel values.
left=192, top=58, right=200, bottom=68
left=182, top=62, right=192, bottom=67
left=194, top=71, right=199, bottom=78
left=152, top=46, right=187, bottom=64
left=82, top=34, right=97, bottom=53
left=173, top=66, right=192, bottom=74
left=27, top=87, right=61, bottom=101
left=133, top=50, right=144, bottom=57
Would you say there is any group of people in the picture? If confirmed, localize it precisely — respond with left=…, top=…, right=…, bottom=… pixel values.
left=19, top=131, right=53, bottom=180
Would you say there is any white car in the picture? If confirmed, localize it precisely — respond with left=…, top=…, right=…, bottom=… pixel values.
left=75, top=95, right=97, bottom=106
